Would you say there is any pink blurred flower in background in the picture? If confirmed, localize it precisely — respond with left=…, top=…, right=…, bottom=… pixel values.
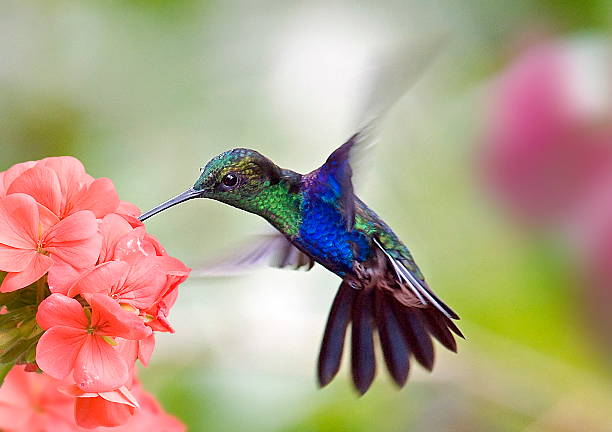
left=484, top=36, right=612, bottom=347
left=0, top=366, right=184, bottom=432
left=0, top=366, right=76, bottom=432
left=485, top=37, right=612, bottom=227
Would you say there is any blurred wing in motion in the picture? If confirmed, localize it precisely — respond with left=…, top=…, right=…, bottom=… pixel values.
left=348, top=32, right=449, bottom=174
left=313, top=33, right=449, bottom=228
left=192, top=233, right=315, bottom=276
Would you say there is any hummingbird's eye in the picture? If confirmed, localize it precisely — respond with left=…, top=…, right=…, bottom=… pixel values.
left=221, top=172, right=239, bottom=188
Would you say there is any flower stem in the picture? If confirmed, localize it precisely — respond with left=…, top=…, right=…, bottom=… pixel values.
left=36, top=277, right=47, bottom=305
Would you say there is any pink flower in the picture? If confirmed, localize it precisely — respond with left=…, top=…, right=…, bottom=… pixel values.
left=98, top=214, right=135, bottom=263
left=5, top=156, right=120, bottom=220
left=144, top=282, right=181, bottom=333
left=484, top=37, right=612, bottom=349
left=484, top=40, right=612, bottom=225
left=0, top=161, right=36, bottom=197
left=97, top=214, right=170, bottom=264
left=113, top=226, right=168, bottom=262
left=0, top=366, right=184, bottom=431
left=116, top=201, right=142, bottom=219
left=36, top=293, right=151, bottom=392
left=0, top=366, right=77, bottom=432
left=67, top=259, right=169, bottom=311
left=112, top=384, right=185, bottom=432
left=0, top=193, right=101, bottom=292
left=61, top=384, right=139, bottom=429
left=62, top=380, right=185, bottom=431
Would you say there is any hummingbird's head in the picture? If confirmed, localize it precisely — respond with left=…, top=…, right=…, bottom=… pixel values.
left=138, top=148, right=288, bottom=221
left=193, top=148, right=283, bottom=205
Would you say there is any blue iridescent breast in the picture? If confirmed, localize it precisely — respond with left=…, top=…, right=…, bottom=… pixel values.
left=296, top=191, right=370, bottom=276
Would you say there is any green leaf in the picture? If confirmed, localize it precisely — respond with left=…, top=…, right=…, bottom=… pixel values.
left=0, top=327, right=21, bottom=348
left=0, top=306, right=36, bottom=329
left=0, top=337, right=37, bottom=364
left=0, top=362, right=14, bottom=388
left=23, top=343, right=37, bottom=364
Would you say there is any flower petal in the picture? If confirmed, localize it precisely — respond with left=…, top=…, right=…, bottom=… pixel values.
left=44, top=210, right=101, bottom=269
left=138, top=333, right=155, bottom=367
left=116, top=339, right=138, bottom=383
left=0, top=253, right=53, bottom=293
left=46, top=259, right=86, bottom=295
left=75, top=391, right=137, bottom=428
left=0, top=193, right=39, bottom=249
left=99, top=385, right=139, bottom=407
left=89, top=294, right=151, bottom=340
left=113, top=227, right=164, bottom=262
left=0, top=245, right=35, bottom=272
left=70, top=177, right=120, bottom=218
left=36, top=293, right=89, bottom=330
left=37, top=202, right=60, bottom=234
left=98, top=214, right=134, bottom=263
left=73, top=334, right=129, bottom=392
left=36, top=326, right=86, bottom=380
left=6, top=166, right=62, bottom=216
left=0, top=161, right=37, bottom=196
left=38, top=156, right=91, bottom=213
left=67, top=260, right=130, bottom=298
left=115, top=257, right=169, bottom=310
left=116, top=201, right=141, bottom=218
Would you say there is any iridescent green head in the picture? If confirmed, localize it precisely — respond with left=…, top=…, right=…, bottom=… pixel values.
left=192, top=148, right=283, bottom=208
left=138, top=148, right=301, bottom=225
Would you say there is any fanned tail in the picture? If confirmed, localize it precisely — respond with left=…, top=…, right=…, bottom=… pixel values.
left=317, top=282, right=463, bottom=395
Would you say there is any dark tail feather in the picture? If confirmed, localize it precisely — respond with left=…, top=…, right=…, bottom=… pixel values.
left=317, top=280, right=461, bottom=394
left=391, top=301, right=435, bottom=371
left=375, top=292, right=410, bottom=387
left=350, top=288, right=376, bottom=394
left=317, top=283, right=356, bottom=387
left=421, top=309, right=457, bottom=352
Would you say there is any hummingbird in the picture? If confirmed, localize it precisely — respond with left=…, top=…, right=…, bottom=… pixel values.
left=138, top=36, right=462, bottom=394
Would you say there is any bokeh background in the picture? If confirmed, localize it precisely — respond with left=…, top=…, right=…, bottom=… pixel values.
left=2, top=1, right=612, bottom=431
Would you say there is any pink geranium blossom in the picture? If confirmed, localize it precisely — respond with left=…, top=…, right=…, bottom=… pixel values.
left=67, top=259, right=169, bottom=311
left=36, top=293, right=151, bottom=392
left=485, top=40, right=612, bottom=225
left=0, top=193, right=101, bottom=292
left=0, top=161, right=36, bottom=197
left=0, top=156, right=190, bottom=429
left=5, top=156, right=120, bottom=220
left=0, top=367, right=185, bottom=431
left=0, top=366, right=76, bottom=432
left=61, top=384, right=139, bottom=429
left=112, top=384, right=186, bottom=432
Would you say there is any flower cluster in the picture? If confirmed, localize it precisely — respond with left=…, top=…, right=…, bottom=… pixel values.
left=0, top=157, right=189, bottom=430
left=0, top=365, right=184, bottom=432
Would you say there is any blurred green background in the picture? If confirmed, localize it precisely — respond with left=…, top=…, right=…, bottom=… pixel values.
left=2, top=1, right=612, bottom=431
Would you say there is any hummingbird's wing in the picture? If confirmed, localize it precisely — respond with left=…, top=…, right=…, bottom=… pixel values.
left=308, top=135, right=357, bottom=230
left=192, top=233, right=315, bottom=276
left=353, top=33, right=448, bottom=139
left=315, top=33, right=448, bottom=229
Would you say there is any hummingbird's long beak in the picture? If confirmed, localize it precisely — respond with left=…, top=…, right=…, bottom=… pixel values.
left=138, top=188, right=203, bottom=222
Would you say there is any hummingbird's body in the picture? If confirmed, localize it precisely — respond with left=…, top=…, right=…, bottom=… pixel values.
left=140, top=135, right=462, bottom=394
